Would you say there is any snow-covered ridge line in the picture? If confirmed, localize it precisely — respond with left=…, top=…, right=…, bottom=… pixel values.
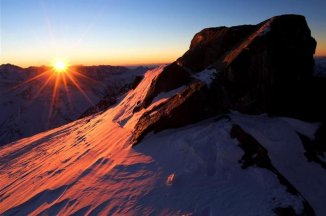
left=0, top=65, right=147, bottom=146
left=1, top=110, right=325, bottom=215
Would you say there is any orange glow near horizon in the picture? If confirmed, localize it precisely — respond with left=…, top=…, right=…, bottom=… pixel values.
left=315, top=44, right=326, bottom=57
left=2, top=45, right=326, bottom=68
left=12, top=60, right=95, bottom=127
left=53, top=60, right=68, bottom=73
left=0, top=47, right=186, bottom=68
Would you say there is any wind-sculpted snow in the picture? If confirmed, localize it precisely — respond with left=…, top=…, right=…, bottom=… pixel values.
left=1, top=105, right=325, bottom=215
left=0, top=64, right=147, bottom=146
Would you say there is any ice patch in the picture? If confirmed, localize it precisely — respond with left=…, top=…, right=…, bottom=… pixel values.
left=260, top=26, right=271, bottom=36
left=152, top=86, right=186, bottom=104
left=193, top=68, right=217, bottom=86
left=257, top=20, right=272, bottom=37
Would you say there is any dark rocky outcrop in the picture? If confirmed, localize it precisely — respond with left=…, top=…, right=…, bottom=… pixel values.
left=131, top=76, right=144, bottom=89
left=131, top=14, right=321, bottom=145
left=315, top=124, right=326, bottom=151
left=211, top=15, right=317, bottom=115
left=298, top=130, right=326, bottom=169
left=177, top=25, right=257, bottom=72
left=273, top=206, right=297, bottom=216
left=80, top=76, right=146, bottom=119
left=131, top=82, right=221, bottom=144
left=79, top=95, right=117, bottom=118
left=138, top=62, right=192, bottom=109
left=230, top=124, right=271, bottom=169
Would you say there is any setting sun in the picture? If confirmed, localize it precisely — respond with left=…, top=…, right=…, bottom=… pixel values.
left=53, top=60, right=68, bottom=73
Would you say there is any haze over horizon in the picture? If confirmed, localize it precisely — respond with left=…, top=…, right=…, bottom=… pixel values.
left=1, top=0, right=326, bottom=67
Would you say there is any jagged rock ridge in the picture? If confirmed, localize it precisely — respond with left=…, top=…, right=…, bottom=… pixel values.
left=130, top=14, right=324, bottom=145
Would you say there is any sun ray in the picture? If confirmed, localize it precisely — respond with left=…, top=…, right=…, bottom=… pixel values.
left=62, top=74, right=73, bottom=111
left=31, top=73, right=55, bottom=101
left=9, top=59, right=96, bottom=127
left=48, top=74, right=61, bottom=127
left=11, top=69, right=52, bottom=90
left=66, top=72, right=94, bottom=106
left=70, top=69, right=97, bottom=83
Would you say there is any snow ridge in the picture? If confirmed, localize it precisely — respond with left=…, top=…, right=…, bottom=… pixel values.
left=1, top=67, right=325, bottom=215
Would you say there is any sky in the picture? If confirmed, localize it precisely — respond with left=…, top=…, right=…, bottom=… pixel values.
left=1, top=0, right=326, bottom=67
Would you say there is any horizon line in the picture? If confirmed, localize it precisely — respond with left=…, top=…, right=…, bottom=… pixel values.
left=0, top=62, right=172, bottom=69
left=2, top=54, right=326, bottom=69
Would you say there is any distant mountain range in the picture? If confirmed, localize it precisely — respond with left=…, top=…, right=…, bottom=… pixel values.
left=1, top=57, right=324, bottom=147
left=0, top=64, right=147, bottom=146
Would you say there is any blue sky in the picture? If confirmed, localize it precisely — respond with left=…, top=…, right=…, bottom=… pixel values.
left=1, top=0, right=326, bottom=67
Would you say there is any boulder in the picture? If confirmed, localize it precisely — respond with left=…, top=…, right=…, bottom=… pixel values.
left=131, top=81, right=218, bottom=145
left=140, top=62, right=192, bottom=109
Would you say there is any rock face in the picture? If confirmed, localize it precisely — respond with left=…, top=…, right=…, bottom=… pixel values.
left=131, top=14, right=320, bottom=145
left=178, top=25, right=256, bottom=72
left=131, top=82, right=213, bottom=144
left=138, top=62, right=192, bottom=110
left=212, top=15, right=317, bottom=115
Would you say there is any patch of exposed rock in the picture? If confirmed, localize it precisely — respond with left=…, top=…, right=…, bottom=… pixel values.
left=131, top=14, right=320, bottom=145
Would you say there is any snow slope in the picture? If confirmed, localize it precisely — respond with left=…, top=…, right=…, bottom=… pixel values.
left=1, top=67, right=326, bottom=215
left=0, top=64, right=147, bottom=146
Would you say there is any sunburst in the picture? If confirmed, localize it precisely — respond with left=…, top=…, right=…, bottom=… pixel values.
left=53, top=60, right=68, bottom=73
left=12, top=59, right=96, bottom=127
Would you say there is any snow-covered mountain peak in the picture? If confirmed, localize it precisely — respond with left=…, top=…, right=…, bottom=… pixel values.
left=1, top=14, right=326, bottom=216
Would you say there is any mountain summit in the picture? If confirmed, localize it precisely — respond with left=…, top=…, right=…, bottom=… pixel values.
left=130, top=14, right=322, bottom=145
left=1, top=15, right=326, bottom=216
